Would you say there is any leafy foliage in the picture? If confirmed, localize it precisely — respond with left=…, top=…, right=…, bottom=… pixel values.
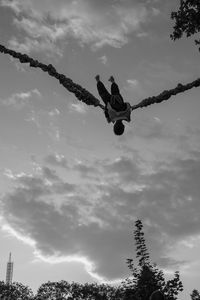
left=171, top=0, right=200, bottom=50
left=34, top=280, right=124, bottom=300
left=122, top=220, right=183, bottom=300
left=191, top=289, right=200, bottom=300
left=0, top=281, right=34, bottom=300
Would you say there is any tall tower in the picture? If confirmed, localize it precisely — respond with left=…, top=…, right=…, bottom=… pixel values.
left=6, top=252, right=13, bottom=285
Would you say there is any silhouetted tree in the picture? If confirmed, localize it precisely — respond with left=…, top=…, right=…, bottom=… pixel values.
left=0, top=281, right=33, bottom=299
left=171, top=0, right=200, bottom=50
left=34, top=280, right=75, bottom=299
left=191, top=289, right=200, bottom=300
left=80, top=282, right=124, bottom=300
left=34, top=280, right=124, bottom=300
left=122, top=220, right=183, bottom=300
left=150, top=290, right=165, bottom=300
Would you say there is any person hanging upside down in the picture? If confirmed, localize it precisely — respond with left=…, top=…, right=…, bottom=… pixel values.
left=95, top=75, right=132, bottom=135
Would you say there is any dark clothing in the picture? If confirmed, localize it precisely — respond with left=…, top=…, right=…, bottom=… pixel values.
left=97, top=81, right=126, bottom=111
left=96, top=80, right=131, bottom=124
left=111, top=82, right=122, bottom=99
left=97, top=81, right=111, bottom=105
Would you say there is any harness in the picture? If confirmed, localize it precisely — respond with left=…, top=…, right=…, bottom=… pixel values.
left=106, top=100, right=132, bottom=123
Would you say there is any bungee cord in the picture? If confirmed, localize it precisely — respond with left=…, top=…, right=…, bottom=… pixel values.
left=1, top=44, right=200, bottom=114
left=131, top=78, right=200, bottom=111
left=0, top=44, right=104, bottom=110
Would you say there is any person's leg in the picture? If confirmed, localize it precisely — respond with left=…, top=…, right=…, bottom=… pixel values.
left=95, top=75, right=111, bottom=105
left=108, top=76, right=126, bottom=111
left=111, top=82, right=120, bottom=96
left=108, top=76, right=120, bottom=95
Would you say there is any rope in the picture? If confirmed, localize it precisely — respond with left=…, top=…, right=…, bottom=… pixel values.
left=1, top=44, right=200, bottom=114
left=0, top=44, right=105, bottom=110
left=131, top=79, right=200, bottom=111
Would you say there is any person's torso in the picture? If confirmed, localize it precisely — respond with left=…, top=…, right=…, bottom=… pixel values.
left=106, top=101, right=131, bottom=123
left=110, top=95, right=126, bottom=111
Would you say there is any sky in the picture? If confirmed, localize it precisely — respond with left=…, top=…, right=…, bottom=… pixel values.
left=0, top=0, right=200, bottom=298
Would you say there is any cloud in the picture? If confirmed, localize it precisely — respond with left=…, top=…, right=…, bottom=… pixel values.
left=0, top=0, right=23, bottom=15
left=45, top=153, right=69, bottom=169
left=46, top=154, right=101, bottom=180
left=1, top=0, right=160, bottom=53
left=124, top=60, right=193, bottom=103
left=124, top=78, right=148, bottom=99
left=99, top=55, right=108, bottom=65
left=8, top=36, right=63, bottom=57
left=1, top=135, right=200, bottom=282
left=25, top=108, right=61, bottom=142
left=48, top=108, right=60, bottom=117
left=0, top=89, right=41, bottom=109
left=127, top=79, right=140, bottom=87
left=69, top=103, right=87, bottom=114
left=157, top=257, right=188, bottom=269
left=152, top=7, right=160, bottom=16
left=137, top=61, right=191, bottom=93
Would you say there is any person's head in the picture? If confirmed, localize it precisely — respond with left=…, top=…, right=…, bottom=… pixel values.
left=113, top=120, right=125, bottom=135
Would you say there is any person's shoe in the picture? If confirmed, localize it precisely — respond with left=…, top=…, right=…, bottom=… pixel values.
left=108, top=76, right=114, bottom=82
left=95, top=75, right=100, bottom=82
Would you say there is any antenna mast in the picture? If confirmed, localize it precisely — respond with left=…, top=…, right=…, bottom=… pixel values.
left=6, top=252, right=14, bottom=285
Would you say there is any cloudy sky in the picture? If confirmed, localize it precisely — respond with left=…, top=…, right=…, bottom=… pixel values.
left=0, top=0, right=200, bottom=298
